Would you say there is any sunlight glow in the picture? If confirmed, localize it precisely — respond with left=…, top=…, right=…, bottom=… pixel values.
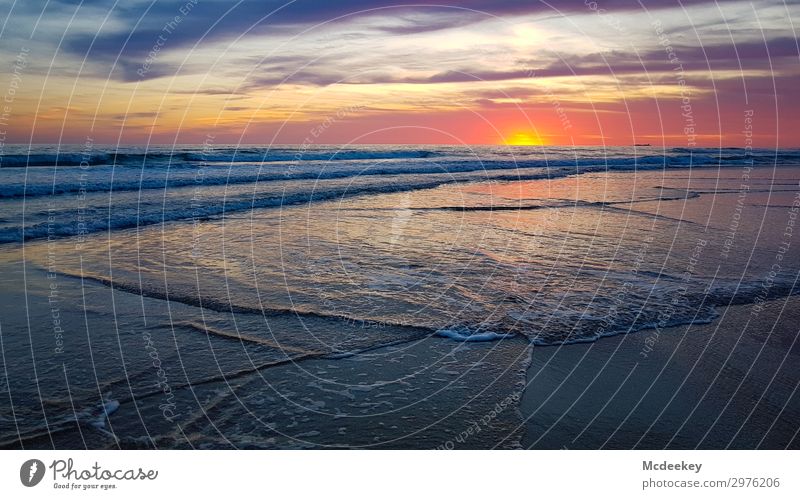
left=505, top=131, right=545, bottom=146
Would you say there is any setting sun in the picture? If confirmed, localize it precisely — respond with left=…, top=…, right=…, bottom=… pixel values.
left=505, top=131, right=545, bottom=146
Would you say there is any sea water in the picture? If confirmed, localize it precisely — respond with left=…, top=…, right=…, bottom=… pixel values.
left=1, top=145, right=798, bottom=448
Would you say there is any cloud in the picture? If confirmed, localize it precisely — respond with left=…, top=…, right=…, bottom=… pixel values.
left=56, top=0, right=737, bottom=82
left=323, top=37, right=800, bottom=86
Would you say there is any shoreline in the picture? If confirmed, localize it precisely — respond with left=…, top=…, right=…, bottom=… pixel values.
left=521, top=295, right=800, bottom=449
left=2, top=160, right=798, bottom=449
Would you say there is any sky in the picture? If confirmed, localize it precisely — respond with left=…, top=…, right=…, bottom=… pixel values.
left=1, top=0, right=798, bottom=146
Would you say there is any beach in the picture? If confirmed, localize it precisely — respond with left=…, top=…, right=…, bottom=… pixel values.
left=0, top=145, right=798, bottom=449
left=523, top=296, right=800, bottom=449
left=3, top=2, right=800, bottom=495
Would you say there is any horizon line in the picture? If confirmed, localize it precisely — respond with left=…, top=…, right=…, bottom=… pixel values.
left=3, top=143, right=797, bottom=149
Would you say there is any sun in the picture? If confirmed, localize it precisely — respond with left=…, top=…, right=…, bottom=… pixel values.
left=504, top=131, right=545, bottom=146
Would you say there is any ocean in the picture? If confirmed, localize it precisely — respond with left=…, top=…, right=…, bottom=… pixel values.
left=1, top=145, right=798, bottom=448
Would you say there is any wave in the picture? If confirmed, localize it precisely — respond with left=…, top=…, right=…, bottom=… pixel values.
left=533, top=279, right=799, bottom=347
left=0, top=394, right=121, bottom=449
left=0, top=148, right=443, bottom=168
left=56, top=271, right=435, bottom=337
left=0, top=160, right=773, bottom=205
left=0, top=171, right=563, bottom=243
left=436, top=327, right=516, bottom=342
left=55, top=262, right=800, bottom=349
left=0, top=160, right=552, bottom=199
left=4, top=146, right=798, bottom=168
left=3, top=148, right=797, bottom=200
left=176, top=320, right=326, bottom=356
left=3, top=145, right=800, bottom=245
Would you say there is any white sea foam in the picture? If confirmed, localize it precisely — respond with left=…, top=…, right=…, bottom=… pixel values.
left=436, top=328, right=516, bottom=342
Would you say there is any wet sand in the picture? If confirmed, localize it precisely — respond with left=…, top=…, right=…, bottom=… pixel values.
left=521, top=296, right=800, bottom=449
left=2, top=162, right=798, bottom=449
